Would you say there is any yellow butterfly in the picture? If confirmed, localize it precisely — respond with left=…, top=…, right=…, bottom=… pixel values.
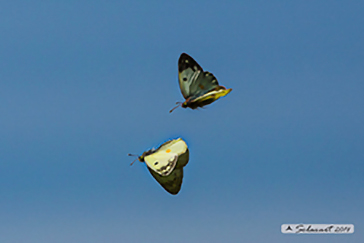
left=129, top=138, right=189, bottom=195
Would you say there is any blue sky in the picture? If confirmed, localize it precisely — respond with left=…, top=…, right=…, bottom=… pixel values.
left=1, top=1, right=363, bottom=242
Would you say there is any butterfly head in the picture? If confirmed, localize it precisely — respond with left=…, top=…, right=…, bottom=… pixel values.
left=181, top=101, right=189, bottom=108
left=128, top=149, right=155, bottom=165
left=138, top=150, right=153, bottom=162
left=169, top=99, right=192, bottom=113
left=137, top=154, right=145, bottom=162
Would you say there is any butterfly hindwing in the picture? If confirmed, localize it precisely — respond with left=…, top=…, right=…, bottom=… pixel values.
left=148, top=167, right=183, bottom=195
left=189, top=71, right=220, bottom=99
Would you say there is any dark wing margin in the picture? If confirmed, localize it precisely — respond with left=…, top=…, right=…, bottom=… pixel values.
left=178, top=53, right=203, bottom=73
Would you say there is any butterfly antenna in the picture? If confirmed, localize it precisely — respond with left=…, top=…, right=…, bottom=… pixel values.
left=128, top=153, right=139, bottom=166
left=169, top=102, right=182, bottom=113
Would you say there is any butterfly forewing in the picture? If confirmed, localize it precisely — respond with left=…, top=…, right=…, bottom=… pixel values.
left=144, top=152, right=178, bottom=176
left=144, top=138, right=188, bottom=176
left=178, top=53, right=203, bottom=99
left=158, top=138, right=188, bottom=155
left=178, top=53, right=224, bottom=100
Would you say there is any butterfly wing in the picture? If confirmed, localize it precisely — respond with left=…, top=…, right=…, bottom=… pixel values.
left=178, top=53, right=222, bottom=99
left=189, top=71, right=221, bottom=99
left=144, top=138, right=188, bottom=176
left=178, top=53, right=203, bottom=99
left=147, top=167, right=184, bottom=195
left=157, top=138, right=188, bottom=156
left=188, top=86, right=232, bottom=109
left=144, top=152, right=178, bottom=176
left=159, top=139, right=190, bottom=169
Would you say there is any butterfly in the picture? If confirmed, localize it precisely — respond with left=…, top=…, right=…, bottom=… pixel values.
left=170, top=53, right=232, bottom=112
left=129, top=138, right=189, bottom=195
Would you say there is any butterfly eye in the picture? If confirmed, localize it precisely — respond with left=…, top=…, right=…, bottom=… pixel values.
left=183, top=77, right=187, bottom=81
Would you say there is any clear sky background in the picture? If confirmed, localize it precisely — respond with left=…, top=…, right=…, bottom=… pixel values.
left=1, top=1, right=363, bottom=242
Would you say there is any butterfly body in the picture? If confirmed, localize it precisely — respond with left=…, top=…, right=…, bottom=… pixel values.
left=170, top=53, right=232, bottom=112
left=132, top=138, right=189, bottom=195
